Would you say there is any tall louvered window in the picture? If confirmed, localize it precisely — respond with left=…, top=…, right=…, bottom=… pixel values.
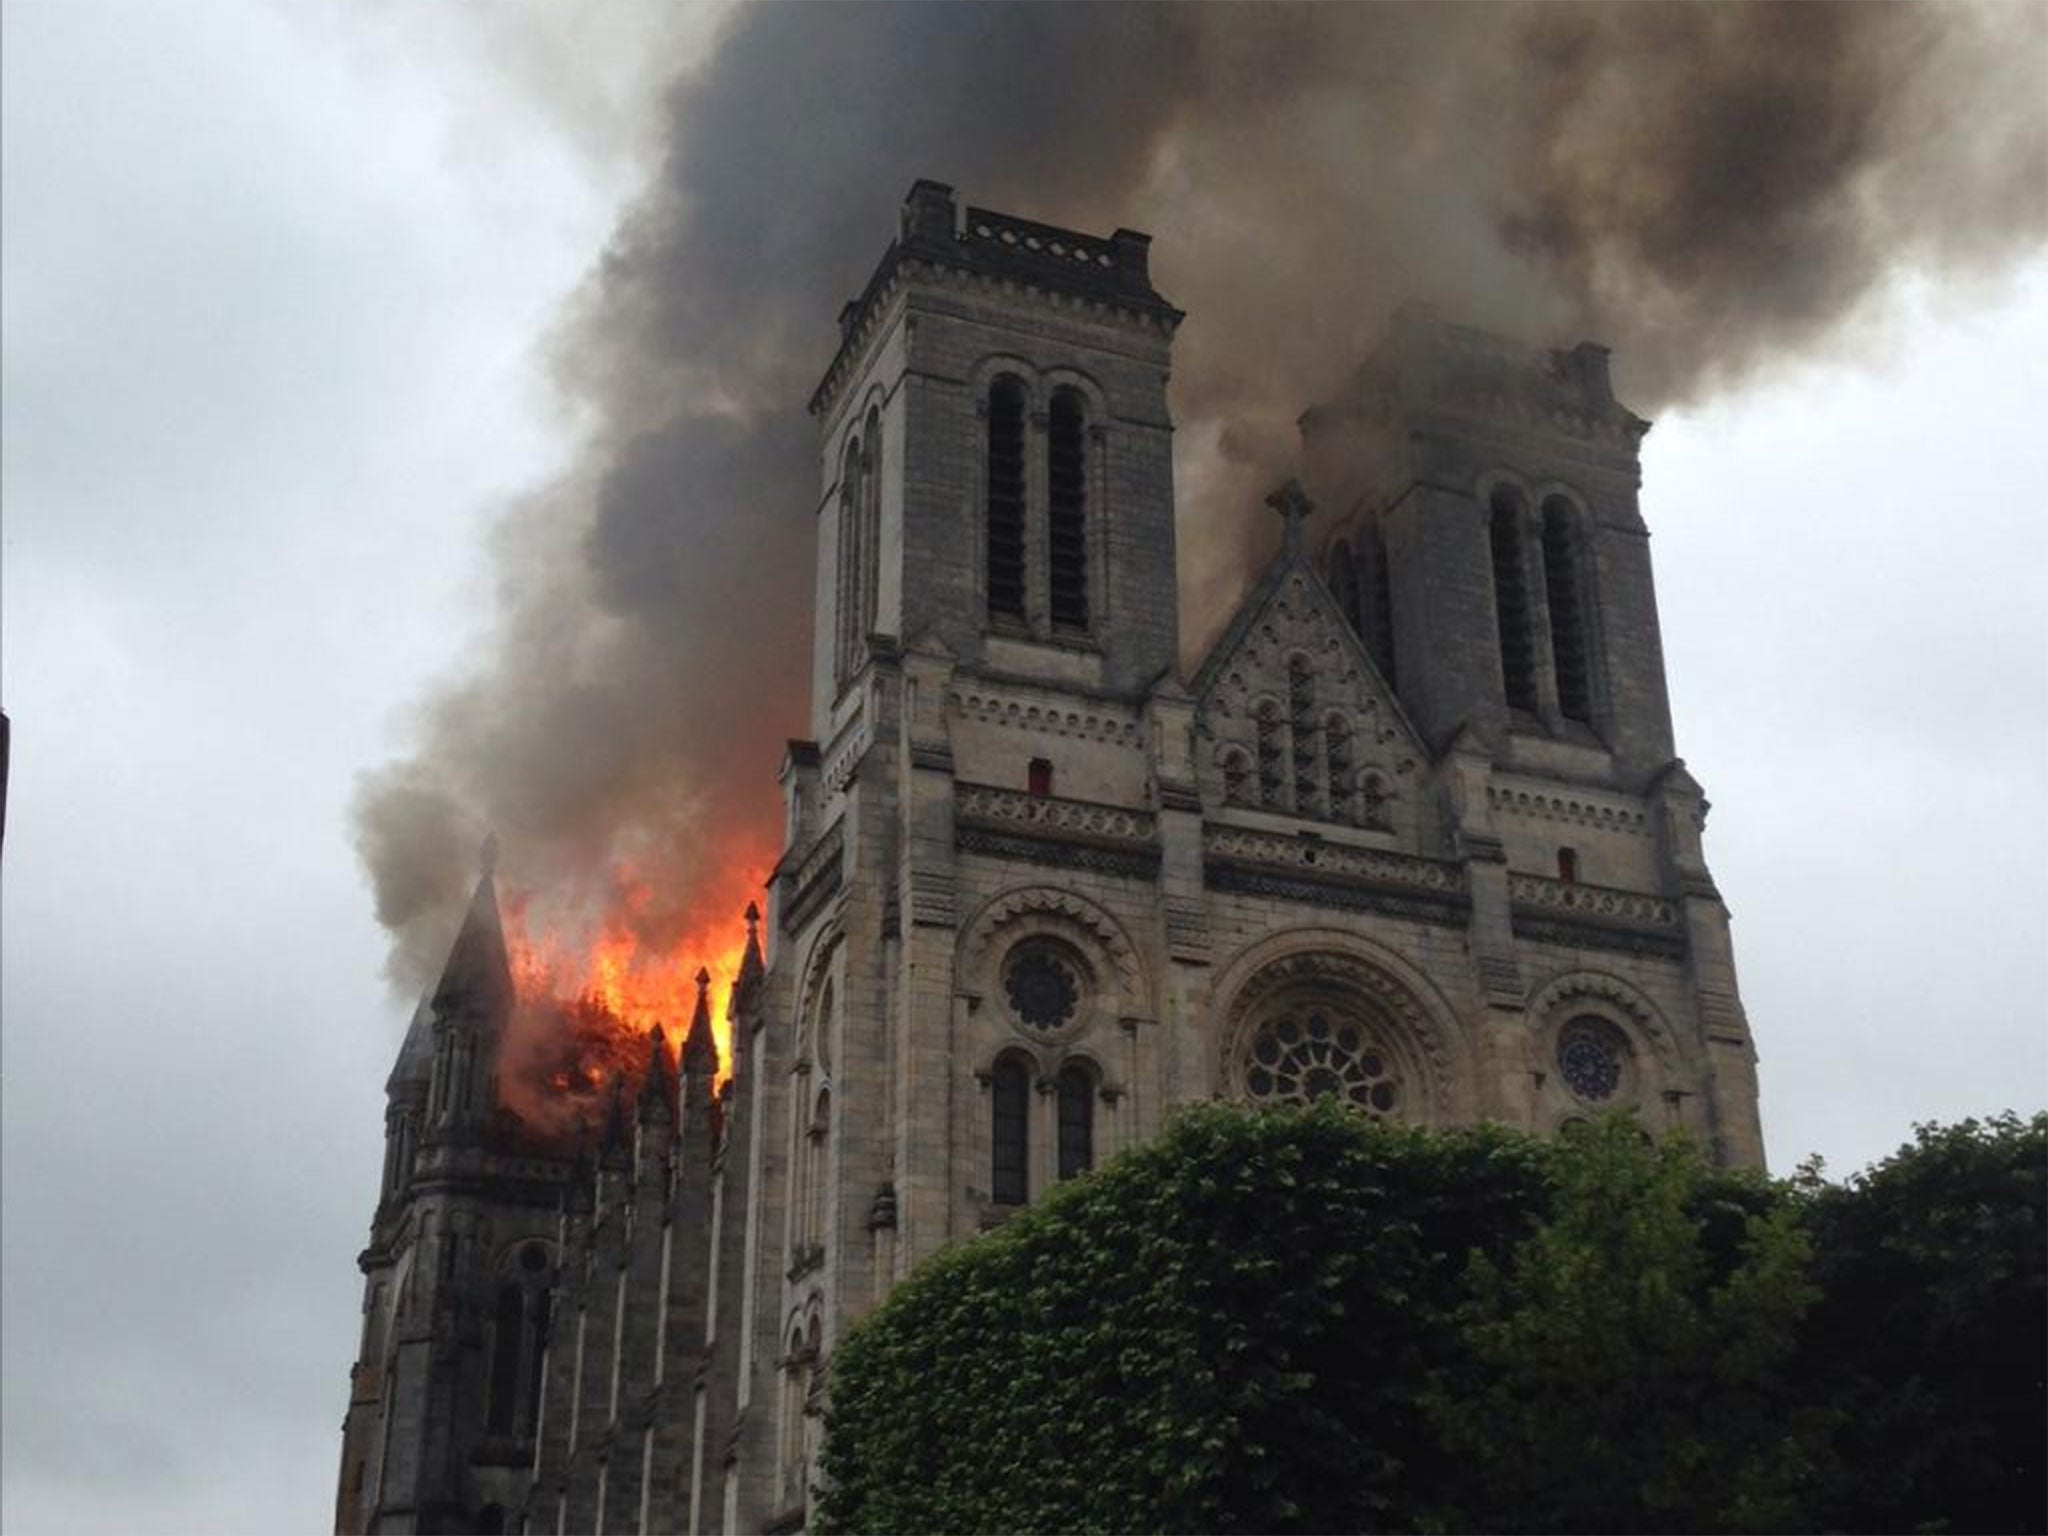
left=1367, top=522, right=1398, bottom=686
left=1047, top=388, right=1089, bottom=630
left=991, top=1056, right=1030, bottom=1205
left=1288, top=656, right=1321, bottom=817
left=1543, top=497, right=1591, bottom=723
left=985, top=379, right=1027, bottom=620
left=1056, top=1063, right=1094, bottom=1180
left=834, top=432, right=870, bottom=687
left=1490, top=488, right=1537, bottom=712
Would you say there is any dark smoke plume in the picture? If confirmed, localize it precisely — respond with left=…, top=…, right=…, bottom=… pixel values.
left=355, top=1, right=2046, bottom=993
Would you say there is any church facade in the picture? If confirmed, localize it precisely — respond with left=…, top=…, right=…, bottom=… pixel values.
left=336, top=180, right=1763, bottom=1534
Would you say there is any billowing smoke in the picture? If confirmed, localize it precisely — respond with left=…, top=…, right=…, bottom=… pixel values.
left=355, top=2, right=2045, bottom=997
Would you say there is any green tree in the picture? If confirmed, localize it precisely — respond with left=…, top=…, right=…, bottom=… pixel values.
left=1425, top=1118, right=1823, bottom=1534
left=818, top=1104, right=1550, bottom=1534
left=1796, top=1112, right=2047, bottom=1534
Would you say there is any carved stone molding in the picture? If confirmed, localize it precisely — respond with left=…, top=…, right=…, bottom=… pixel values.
left=958, top=885, right=1146, bottom=1012
left=949, top=687, right=1145, bottom=747
left=1216, top=947, right=1454, bottom=1117
left=1525, top=968, right=1675, bottom=1055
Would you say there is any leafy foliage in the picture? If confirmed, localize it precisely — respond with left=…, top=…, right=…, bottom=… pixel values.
left=816, top=1107, right=2046, bottom=1536
left=1794, top=1112, right=2047, bottom=1534
left=819, top=1104, right=1549, bottom=1534
left=1425, top=1121, right=1821, bottom=1533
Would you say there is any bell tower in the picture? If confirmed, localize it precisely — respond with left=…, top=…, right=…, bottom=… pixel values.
left=1303, top=304, right=1677, bottom=786
left=805, top=179, right=1184, bottom=743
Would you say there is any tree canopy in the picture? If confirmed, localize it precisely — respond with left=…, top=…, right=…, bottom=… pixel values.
left=818, top=1106, right=2045, bottom=1535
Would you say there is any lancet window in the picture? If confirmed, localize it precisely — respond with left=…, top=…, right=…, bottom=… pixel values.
left=1366, top=522, right=1398, bottom=686
left=991, top=1054, right=1031, bottom=1206
left=1287, top=655, right=1321, bottom=817
left=1542, top=497, right=1591, bottom=723
left=1489, top=487, right=1538, bottom=712
left=1325, top=714, right=1356, bottom=824
left=1047, top=387, right=1089, bottom=630
left=985, top=378, right=1028, bottom=620
left=834, top=415, right=881, bottom=688
left=1056, top=1062, right=1095, bottom=1181
left=1255, top=700, right=1285, bottom=809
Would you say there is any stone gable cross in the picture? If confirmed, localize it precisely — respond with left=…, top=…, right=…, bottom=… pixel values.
left=1265, top=478, right=1315, bottom=557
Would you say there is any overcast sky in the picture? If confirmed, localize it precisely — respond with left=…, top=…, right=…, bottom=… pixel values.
left=2, top=4, right=2044, bottom=1532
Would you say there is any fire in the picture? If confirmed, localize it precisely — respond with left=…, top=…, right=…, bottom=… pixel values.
left=498, top=859, right=763, bottom=1135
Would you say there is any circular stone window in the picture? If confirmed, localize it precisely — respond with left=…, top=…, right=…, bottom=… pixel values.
left=1242, top=1004, right=1400, bottom=1116
left=1002, top=942, right=1087, bottom=1036
left=1557, top=1016, right=1626, bottom=1102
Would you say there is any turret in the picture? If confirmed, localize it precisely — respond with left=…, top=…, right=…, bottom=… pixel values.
left=379, top=995, right=433, bottom=1206
left=425, top=839, right=514, bottom=1139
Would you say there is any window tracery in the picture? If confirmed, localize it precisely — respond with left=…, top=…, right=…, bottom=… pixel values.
left=1000, top=940, right=1088, bottom=1037
left=1556, top=1016, right=1626, bottom=1102
left=1287, top=655, right=1321, bottom=816
left=1241, top=1000, right=1402, bottom=1116
left=1324, top=713, right=1355, bottom=824
left=1255, top=699, right=1285, bottom=808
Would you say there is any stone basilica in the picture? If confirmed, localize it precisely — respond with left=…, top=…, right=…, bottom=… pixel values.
left=336, top=181, right=1763, bottom=1534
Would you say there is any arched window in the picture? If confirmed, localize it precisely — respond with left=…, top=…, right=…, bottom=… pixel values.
left=1255, top=700, right=1285, bottom=809
left=1288, top=656, right=1320, bottom=817
left=1047, top=388, right=1089, bottom=630
left=1056, top=1063, right=1094, bottom=1181
left=1366, top=522, right=1398, bottom=686
left=1325, top=714, right=1355, bottom=824
left=1489, top=487, right=1537, bottom=713
left=1542, top=497, right=1591, bottom=723
left=807, top=1089, right=831, bottom=1254
left=834, top=433, right=868, bottom=687
left=1220, top=747, right=1252, bottom=808
left=780, top=1323, right=808, bottom=1490
left=1328, top=540, right=1362, bottom=634
left=991, top=1055, right=1030, bottom=1206
left=985, top=378, right=1027, bottom=620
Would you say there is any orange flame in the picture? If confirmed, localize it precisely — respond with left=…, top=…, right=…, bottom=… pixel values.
left=496, top=857, right=765, bottom=1137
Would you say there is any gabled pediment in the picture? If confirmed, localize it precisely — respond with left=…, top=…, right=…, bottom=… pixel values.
left=1193, top=543, right=1426, bottom=837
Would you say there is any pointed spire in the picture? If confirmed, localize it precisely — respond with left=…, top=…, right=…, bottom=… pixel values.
left=431, top=836, right=513, bottom=1021
left=682, top=967, right=719, bottom=1077
left=637, top=1025, right=676, bottom=1122
left=740, top=902, right=765, bottom=983
left=1265, top=479, right=1314, bottom=559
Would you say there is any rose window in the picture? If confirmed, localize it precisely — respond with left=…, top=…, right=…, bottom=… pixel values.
left=1243, top=1006, right=1400, bottom=1115
left=1003, top=944, right=1084, bottom=1034
left=1557, top=1017, right=1624, bottom=1101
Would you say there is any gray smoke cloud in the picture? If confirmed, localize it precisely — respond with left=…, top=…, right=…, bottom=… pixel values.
left=354, top=1, right=2046, bottom=996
